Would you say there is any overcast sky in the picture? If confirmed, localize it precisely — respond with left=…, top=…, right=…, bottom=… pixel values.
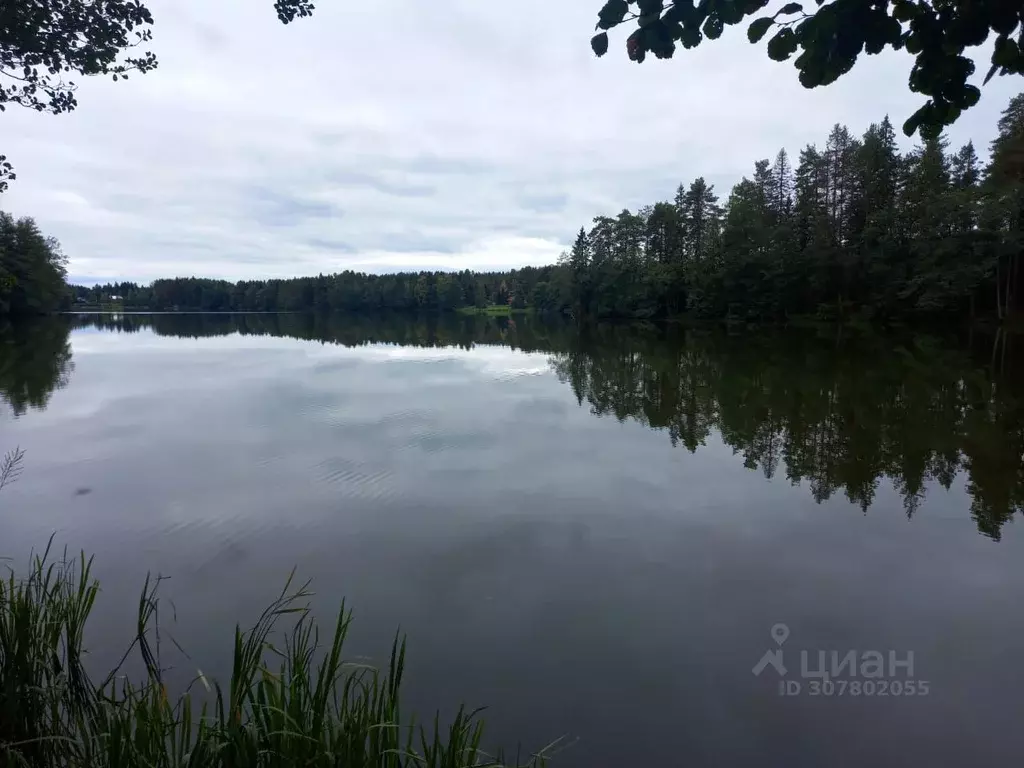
left=3, top=0, right=1020, bottom=284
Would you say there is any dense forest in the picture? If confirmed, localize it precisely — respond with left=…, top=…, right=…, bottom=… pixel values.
left=62, top=312, right=1023, bottom=540
left=559, top=90, right=1024, bottom=322
left=0, top=212, right=70, bottom=316
left=72, top=91, right=1024, bottom=325
left=73, top=268, right=557, bottom=314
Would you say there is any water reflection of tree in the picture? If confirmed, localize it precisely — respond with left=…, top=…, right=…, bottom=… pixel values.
left=71, top=313, right=1023, bottom=540
left=0, top=317, right=74, bottom=416
left=69, top=312, right=574, bottom=354
left=550, top=328, right=1024, bottom=541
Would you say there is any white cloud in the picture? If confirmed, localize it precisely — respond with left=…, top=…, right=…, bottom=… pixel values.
left=2, top=0, right=1020, bottom=283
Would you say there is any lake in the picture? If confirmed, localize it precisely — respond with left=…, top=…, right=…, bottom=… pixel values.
left=1, top=312, right=1023, bottom=767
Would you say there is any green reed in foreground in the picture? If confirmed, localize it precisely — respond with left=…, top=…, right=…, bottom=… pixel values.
left=0, top=541, right=555, bottom=767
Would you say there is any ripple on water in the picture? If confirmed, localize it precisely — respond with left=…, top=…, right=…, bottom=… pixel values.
left=405, top=429, right=498, bottom=455
left=184, top=528, right=258, bottom=586
left=313, top=457, right=397, bottom=502
left=322, top=407, right=430, bottom=432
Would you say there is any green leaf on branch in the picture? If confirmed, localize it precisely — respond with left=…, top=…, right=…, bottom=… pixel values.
left=583, top=0, right=1003, bottom=138
left=892, top=0, right=916, bottom=22
left=766, top=27, right=798, bottom=60
left=718, top=2, right=743, bottom=25
left=993, top=35, right=1019, bottom=68
left=990, top=5, right=1019, bottom=35
left=903, top=104, right=928, bottom=137
left=644, top=19, right=677, bottom=57
left=663, top=2, right=696, bottom=27
left=748, top=17, right=773, bottom=43
left=597, top=0, right=630, bottom=29
left=627, top=29, right=646, bottom=61
left=637, top=0, right=664, bottom=14
left=591, top=32, right=610, bottom=56
left=680, top=25, right=703, bottom=48
left=703, top=16, right=724, bottom=40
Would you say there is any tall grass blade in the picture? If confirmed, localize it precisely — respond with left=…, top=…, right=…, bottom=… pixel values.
left=0, top=543, right=556, bottom=767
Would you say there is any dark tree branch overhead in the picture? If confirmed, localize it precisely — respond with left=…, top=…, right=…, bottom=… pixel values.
left=590, top=0, right=1024, bottom=138
left=0, top=0, right=316, bottom=191
left=0, top=0, right=159, bottom=116
left=0, top=155, right=14, bottom=194
left=274, top=0, right=316, bottom=24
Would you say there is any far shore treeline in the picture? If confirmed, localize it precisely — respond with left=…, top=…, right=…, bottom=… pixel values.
left=5, top=91, right=1024, bottom=326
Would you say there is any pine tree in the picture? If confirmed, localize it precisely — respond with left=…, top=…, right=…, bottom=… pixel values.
left=823, top=124, right=861, bottom=245
left=952, top=141, right=980, bottom=189
left=680, top=177, right=721, bottom=263
left=569, top=227, right=591, bottom=275
left=856, top=117, right=900, bottom=239
left=769, top=149, right=794, bottom=219
left=794, top=145, right=828, bottom=251
left=588, top=216, right=615, bottom=267
left=987, top=94, right=1024, bottom=188
left=613, top=209, right=644, bottom=267
left=902, top=135, right=950, bottom=243
left=644, top=201, right=682, bottom=266
left=985, top=93, right=1024, bottom=319
left=950, top=141, right=981, bottom=233
left=0, top=213, right=69, bottom=316
left=753, top=159, right=772, bottom=216
left=766, top=148, right=801, bottom=306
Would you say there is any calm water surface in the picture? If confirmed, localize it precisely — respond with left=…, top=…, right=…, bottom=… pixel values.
left=2, top=313, right=1023, bottom=767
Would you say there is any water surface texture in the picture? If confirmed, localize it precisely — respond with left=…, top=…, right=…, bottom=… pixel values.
left=2, top=313, right=1023, bottom=767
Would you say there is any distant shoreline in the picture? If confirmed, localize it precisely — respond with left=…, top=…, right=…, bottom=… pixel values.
left=67, top=306, right=533, bottom=316
left=66, top=308, right=293, bottom=315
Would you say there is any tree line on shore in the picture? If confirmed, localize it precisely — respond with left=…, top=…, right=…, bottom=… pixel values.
left=557, top=90, right=1024, bottom=322
left=0, top=212, right=69, bottom=316
left=71, top=267, right=558, bottom=314
left=72, top=90, right=1024, bottom=324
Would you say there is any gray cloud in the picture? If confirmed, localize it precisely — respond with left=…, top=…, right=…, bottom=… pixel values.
left=400, top=155, right=495, bottom=177
left=304, top=237, right=357, bottom=254
left=325, top=170, right=435, bottom=199
left=2, top=0, right=1020, bottom=283
left=249, top=187, right=341, bottom=226
left=518, top=192, right=569, bottom=214
left=363, top=232, right=462, bottom=255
